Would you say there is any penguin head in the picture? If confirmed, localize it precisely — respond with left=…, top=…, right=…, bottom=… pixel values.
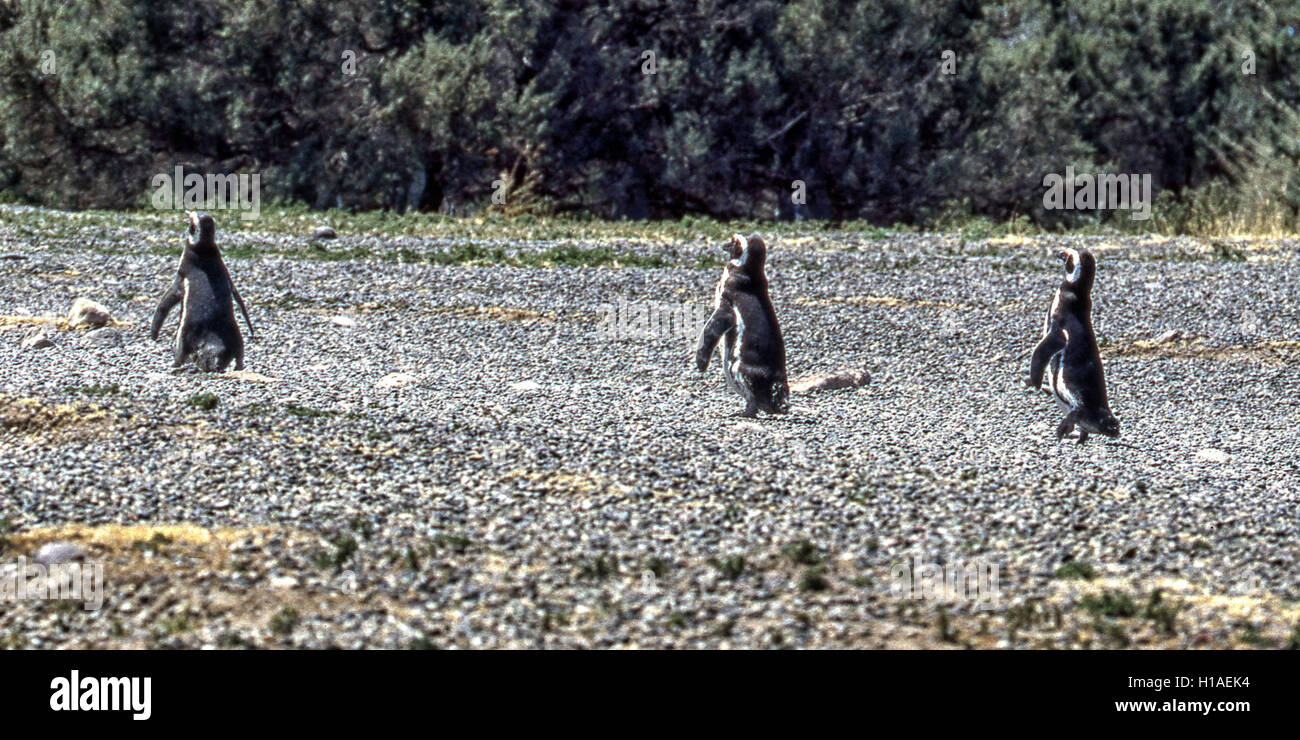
left=186, top=211, right=217, bottom=248
left=1098, top=410, right=1120, bottom=437
left=1056, top=247, right=1095, bottom=289
left=770, top=380, right=790, bottom=414
left=727, top=233, right=746, bottom=261
left=729, top=233, right=767, bottom=276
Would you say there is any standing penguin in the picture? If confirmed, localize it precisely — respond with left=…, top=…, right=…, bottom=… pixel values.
left=1028, top=247, right=1119, bottom=443
left=150, top=211, right=255, bottom=372
left=695, top=234, right=789, bottom=417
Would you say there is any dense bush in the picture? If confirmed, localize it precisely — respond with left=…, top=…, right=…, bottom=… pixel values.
left=0, top=0, right=1298, bottom=231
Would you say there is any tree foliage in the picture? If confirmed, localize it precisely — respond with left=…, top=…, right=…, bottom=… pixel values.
left=0, top=0, right=1297, bottom=229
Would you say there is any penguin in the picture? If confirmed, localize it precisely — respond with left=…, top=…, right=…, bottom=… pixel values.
left=695, top=234, right=789, bottom=417
left=1028, top=246, right=1119, bottom=443
left=150, top=211, right=255, bottom=372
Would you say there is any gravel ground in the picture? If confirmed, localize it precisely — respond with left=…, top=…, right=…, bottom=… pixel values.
left=1, top=214, right=1298, bottom=649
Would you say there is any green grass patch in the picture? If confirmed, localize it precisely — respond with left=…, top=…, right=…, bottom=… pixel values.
left=1054, top=561, right=1097, bottom=581
left=1080, top=590, right=1138, bottom=618
left=285, top=403, right=335, bottom=419
left=62, top=384, right=119, bottom=396
left=798, top=566, right=831, bottom=592
left=268, top=607, right=300, bottom=636
left=782, top=539, right=823, bottom=566
left=186, top=392, right=220, bottom=410
left=131, top=532, right=173, bottom=554
left=577, top=554, right=618, bottom=580
left=709, top=555, right=747, bottom=580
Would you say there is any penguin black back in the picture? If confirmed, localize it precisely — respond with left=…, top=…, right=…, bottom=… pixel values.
left=1028, top=247, right=1118, bottom=442
left=695, top=234, right=788, bottom=417
left=150, top=211, right=255, bottom=372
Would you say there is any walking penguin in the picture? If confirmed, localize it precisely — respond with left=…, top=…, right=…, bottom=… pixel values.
left=150, top=211, right=255, bottom=372
left=1028, top=247, right=1119, bottom=443
left=695, top=234, right=789, bottom=417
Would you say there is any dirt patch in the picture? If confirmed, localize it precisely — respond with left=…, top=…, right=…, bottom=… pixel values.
left=796, top=295, right=969, bottom=310
left=432, top=305, right=554, bottom=323
left=501, top=469, right=630, bottom=497
left=1107, top=338, right=1300, bottom=364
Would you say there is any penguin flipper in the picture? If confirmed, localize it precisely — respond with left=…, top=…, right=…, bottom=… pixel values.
left=695, top=300, right=735, bottom=372
left=1029, top=324, right=1066, bottom=389
left=231, top=282, right=256, bottom=340
left=151, top=275, right=184, bottom=341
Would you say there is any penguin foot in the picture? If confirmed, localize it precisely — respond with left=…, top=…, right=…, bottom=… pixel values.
left=1055, top=411, right=1079, bottom=440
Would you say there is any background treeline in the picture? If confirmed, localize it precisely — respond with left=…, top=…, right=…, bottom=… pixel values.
left=0, top=0, right=1298, bottom=232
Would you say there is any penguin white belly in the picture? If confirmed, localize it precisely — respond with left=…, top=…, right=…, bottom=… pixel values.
left=1049, top=352, right=1077, bottom=411
left=174, top=277, right=192, bottom=350
left=726, top=306, right=746, bottom=396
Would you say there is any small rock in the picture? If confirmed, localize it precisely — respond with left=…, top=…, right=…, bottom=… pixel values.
left=376, top=373, right=419, bottom=389
left=312, top=226, right=338, bottom=240
left=83, top=327, right=123, bottom=346
left=330, top=315, right=358, bottom=328
left=21, top=333, right=53, bottom=349
left=33, top=542, right=86, bottom=566
left=67, top=298, right=110, bottom=328
left=1153, top=329, right=1183, bottom=344
left=509, top=380, right=542, bottom=392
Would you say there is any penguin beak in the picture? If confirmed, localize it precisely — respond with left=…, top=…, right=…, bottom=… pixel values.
left=1055, top=250, right=1069, bottom=262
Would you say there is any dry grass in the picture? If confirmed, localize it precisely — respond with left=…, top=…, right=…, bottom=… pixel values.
left=0, top=396, right=114, bottom=435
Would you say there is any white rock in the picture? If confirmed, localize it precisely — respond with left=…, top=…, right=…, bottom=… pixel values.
left=33, top=542, right=86, bottom=566
left=1196, top=448, right=1229, bottom=463
left=312, top=226, right=337, bottom=240
left=330, top=315, right=358, bottom=328
left=1153, top=329, right=1183, bottom=344
left=509, top=380, right=542, bottom=392
left=67, top=298, right=110, bottom=328
left=270, top=575, right=299, bottom=589
left=375, top=373, right=419, bottom=389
